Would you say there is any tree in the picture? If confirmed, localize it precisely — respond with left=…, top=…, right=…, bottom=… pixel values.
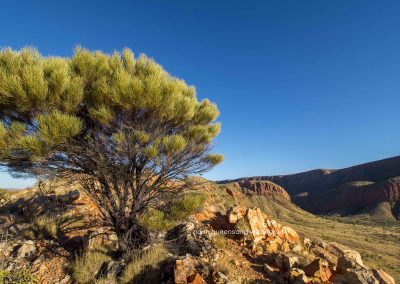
left=0, top=47, right=223, bottom=253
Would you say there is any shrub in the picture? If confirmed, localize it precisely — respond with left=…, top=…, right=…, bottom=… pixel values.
left=120, top=244, right=168, bottom=284
left=211, top=234, right=226, bottom=250
left=0, top=268, right=38, bottom=284
left=169, top=193, right=207, bottom=220
left=139, top=208, right=175, bottom=231
left=139, top=192, right=207, bottom=232
left=72, top=248, right=112, bottom=284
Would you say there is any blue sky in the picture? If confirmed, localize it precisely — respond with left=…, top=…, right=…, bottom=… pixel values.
left=1, top=1, right=399, bottom=188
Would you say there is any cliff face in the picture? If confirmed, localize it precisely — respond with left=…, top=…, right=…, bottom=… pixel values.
left=218, top=156, right=400, bottom=218
left=222, top=180, right=291, bottom=202
left=296, top=177, right=400, bottom=214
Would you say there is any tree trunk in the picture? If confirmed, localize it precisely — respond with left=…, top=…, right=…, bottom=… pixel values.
left=117, top=220, right=150, bottom=256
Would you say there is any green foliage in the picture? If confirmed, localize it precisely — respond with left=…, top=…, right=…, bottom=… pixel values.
left=211, top=234, right=226, bottom=250
left=139, top=208, right=176, bottom=231
left=0, top=268, right=38, bottom=284
left=0, top=46, right=222, bottom=176
left=169, top=192, right=207, bottom=220
left=72, top=248, right=112, bottom=284
left=139, top=192, right=207, bottom=231
left=119, top=244, right=168, bottom=284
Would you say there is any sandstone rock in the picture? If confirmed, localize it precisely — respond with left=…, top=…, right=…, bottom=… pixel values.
left=274, top=253, right=299, bottom=271
left=228, top=205, right=246, bottom=224
left=303, top=258, right=332, bottom=282
left=174, top=255, right=198, bottom=284
left=188, top=273, right=206, bottom=284
left=15, top=240, right=36, bottom=259
left=235, top=180, right=291, bottom=201
left=289, top=268, right=310, bottom=284
left=371, top=269, right=395, bottom=284
left=246, top=207, right=267, bottom=243
left=334, top=269, right=379, bottom=284
left=329, top=242, right=364, bottom=269
left=282, top=226, right=300, bottom=244
left=310, top=244, right=338, bottom=269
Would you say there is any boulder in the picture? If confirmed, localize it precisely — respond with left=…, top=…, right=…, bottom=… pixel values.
left=371, top=269, right=395, bottom=284
left=303, top=258, right=332, bottom=282
left=334, top=269, right=379, bottom=284
left=274, top=253, right=299, bottom=271
left=174, top=255, right=198, bottom=284
left=15, top=240, right=36, bottom=259
left=281, top=226, right=300, bottom=244
left=329, top=242, right=364, bottom=270
left=228, top=205, right=246, bottom=224
left=246, top=208, right=267, bottom=243
left=289, top=268, right=310, bottom=284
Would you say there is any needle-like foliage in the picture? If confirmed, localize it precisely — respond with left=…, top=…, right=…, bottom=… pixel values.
left=0, top=47, right=223, bottom=252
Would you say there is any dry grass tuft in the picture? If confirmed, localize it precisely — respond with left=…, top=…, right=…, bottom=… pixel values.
left=119, top=244, right=168, bottom=284
left=72, top=248, right=112, bottom=284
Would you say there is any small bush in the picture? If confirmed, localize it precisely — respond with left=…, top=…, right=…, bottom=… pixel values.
left=72, top=248, right=112, bottom=284
left=120, top=244, right=168, bottom=284
left=139, top=208, right=176, bottom=231
left=0, top=268, right=38, bottom=284
left=169, top=193, right=207, bottom=220
left=211, top=234, right=226, bottom=250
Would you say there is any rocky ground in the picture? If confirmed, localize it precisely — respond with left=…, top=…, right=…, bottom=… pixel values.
left=0, top=180, right=397, bottom=284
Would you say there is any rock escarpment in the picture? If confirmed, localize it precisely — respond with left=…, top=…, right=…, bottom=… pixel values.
left=219, top=156, right=400, bottom=218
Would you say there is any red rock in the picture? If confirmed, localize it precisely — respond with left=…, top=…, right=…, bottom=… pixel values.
left=188, top=273, right=206, bottom=284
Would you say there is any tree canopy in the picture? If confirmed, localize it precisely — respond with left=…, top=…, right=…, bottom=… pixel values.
left=0, top=47, right=223, bottom=251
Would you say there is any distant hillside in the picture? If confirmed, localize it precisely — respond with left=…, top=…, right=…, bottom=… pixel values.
left=218, top=155, right=400, bottom=219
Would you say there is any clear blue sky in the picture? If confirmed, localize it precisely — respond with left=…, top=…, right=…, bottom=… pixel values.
left=1, top=1, right=400, bottom=188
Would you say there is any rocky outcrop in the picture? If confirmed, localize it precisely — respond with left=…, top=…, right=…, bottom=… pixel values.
left=223, top=180, right=291, bottom=201
left=218, top=156, right=400, bottom=218
left=228, top=206, right=300, bottom=245
left=298, top=177, right=400, bottom=214
left=224, top=205, right=395, bottom=284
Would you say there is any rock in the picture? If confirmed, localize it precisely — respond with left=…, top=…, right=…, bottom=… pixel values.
left=60, top=190, right=80, bottom=204
left=15, top=240, right=36, bottom=259
left=310, top=244, right=338, bottom=269
left=303, top=258, right=332, bottom=282
left=334, top=269, right=379, bottom=284
left=329, top=242, right=364, bottom=269
left=233, top=180, right=291, bottom=201
left=188, top=273, right=206, bottom=284
left=274, top=253, right=299, bottom=271
left=228, top=205, right=246, bottom=224
left=292, top=244, right=303, bottom=252
left=371, top=269, right=395, bottom=284
left=282, top=226, right=300, bottom=244
left=86, top=227, right=118, bottom=250
left=59, top=275, right=71, bottom=284
left=263, top=263, right=280, bottom=278
left=246, top=207, right=267, bottom=243
left=289, top=268, right=310, bottom=284
left=212, top=271, right=229, bottom=284
left=174, top=255, right=198, bottom=284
